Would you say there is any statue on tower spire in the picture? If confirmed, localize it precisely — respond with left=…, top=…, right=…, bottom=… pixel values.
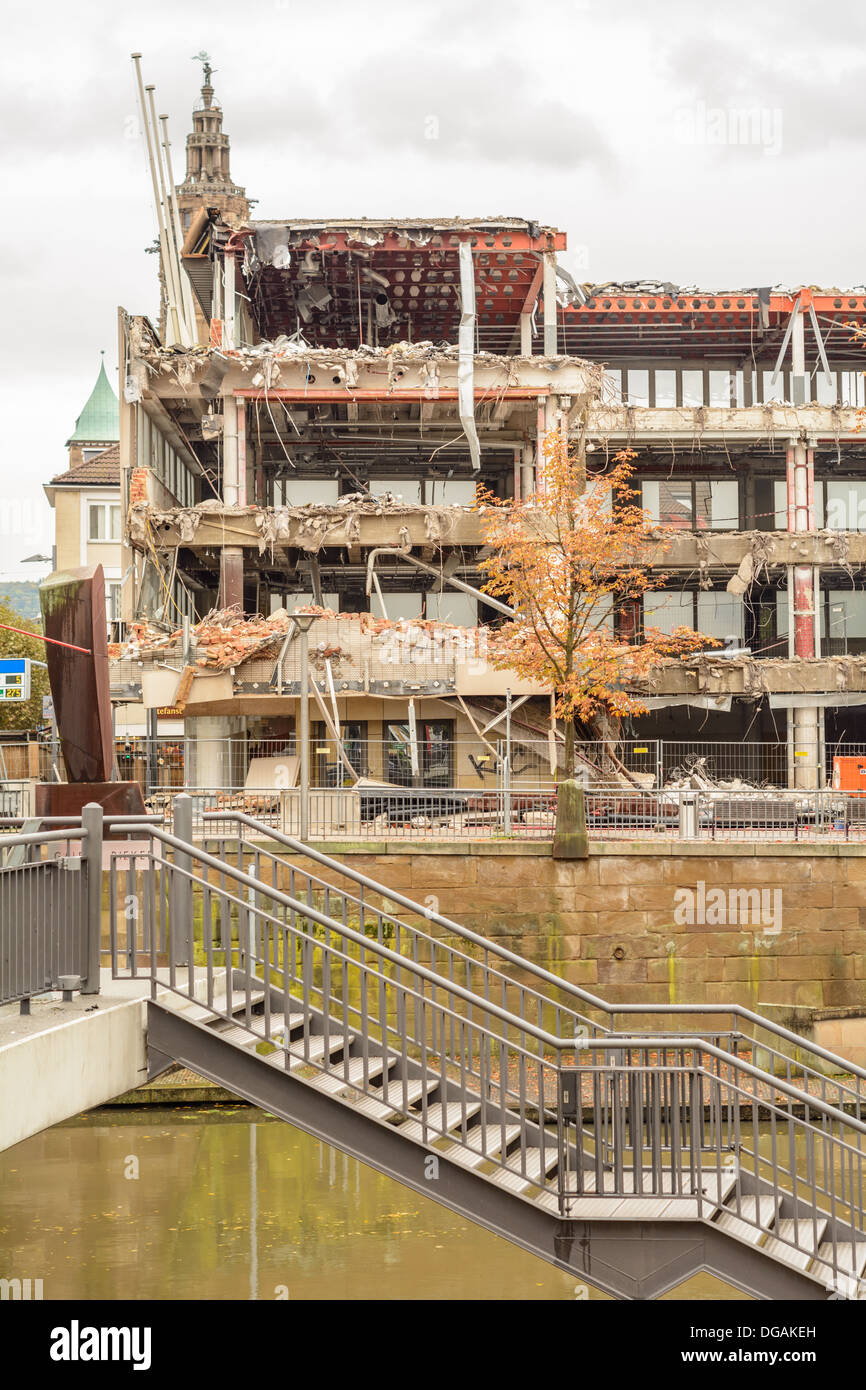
left=191, top=50, right=215, bottom=104
left=176, top=53, right=249, bottom=231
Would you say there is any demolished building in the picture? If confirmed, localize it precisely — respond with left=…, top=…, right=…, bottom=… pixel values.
left=112, top=64, right=866, bottom=802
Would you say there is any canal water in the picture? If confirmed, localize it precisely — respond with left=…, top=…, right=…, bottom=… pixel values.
left=0, top=1107, right=745, bottom=1300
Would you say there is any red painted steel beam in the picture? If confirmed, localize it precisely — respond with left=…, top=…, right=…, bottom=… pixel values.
left=233, top=387, right=550, bottom=401
left=564, top=292, right=866, bottom=321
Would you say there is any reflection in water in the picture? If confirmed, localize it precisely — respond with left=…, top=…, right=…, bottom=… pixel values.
left=0, top=1109, right=745, bottom=1301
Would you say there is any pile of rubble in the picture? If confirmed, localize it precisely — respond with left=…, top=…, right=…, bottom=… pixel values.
left=663, top=755, right=777, bottom=793
left=120, top=605, right=293, bottom=672
left=115, top=603, right=487, bottom=676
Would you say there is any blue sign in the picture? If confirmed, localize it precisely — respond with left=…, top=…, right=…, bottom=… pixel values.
left=0, top=658, right=30, bottom=701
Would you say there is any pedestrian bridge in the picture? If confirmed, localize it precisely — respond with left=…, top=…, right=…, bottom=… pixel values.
left=2, top=801, right=866, bottom=1301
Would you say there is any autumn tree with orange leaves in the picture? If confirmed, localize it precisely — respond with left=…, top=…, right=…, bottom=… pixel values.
left=477, top=436, right=716, bottom=780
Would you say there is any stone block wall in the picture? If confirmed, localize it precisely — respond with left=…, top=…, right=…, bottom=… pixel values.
left=250, top=839, right=866, bottom=1024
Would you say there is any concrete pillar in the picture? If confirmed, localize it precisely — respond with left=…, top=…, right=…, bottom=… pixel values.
left=190, top=716, right=239, bottom=789
left=542, top=253, right=558, bottom=357
left=791, top=297, right=808, bottom=404
left=220, top=394, right=244, bottom=609
left=535, top=397, right=547, bottom=489
left=786, top=435, right=820, bottom=788
left=521, top=442, right=535, bottom=500
left=224, top=251, right=236, bottom=349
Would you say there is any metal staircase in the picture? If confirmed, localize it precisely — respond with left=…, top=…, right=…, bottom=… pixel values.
left=110, top=806, right=866, bottom=1300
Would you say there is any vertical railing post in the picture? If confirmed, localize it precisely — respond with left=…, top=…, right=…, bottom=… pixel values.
left=80, top=802, right=103, bottom=995
left=503, top=688, right=512, bottom=834
left=172, top=793, right=193, bottom=969
left=299, top=624, right=311, bottom=842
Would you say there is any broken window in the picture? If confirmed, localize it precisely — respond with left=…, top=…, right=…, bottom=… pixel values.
left=643, top=590, right=694, bottom=634
left=654, top=370, right=677, bottom=407
left=625, top=369, right=649, bottom=406
left=642, top=479, right=736, bottom=529
left=385, top=720, right=454, bottom=787
left=826, top=481, right=866, bottom=531
left=312, top=720, right=368, bottom=786
left=708, top=371, right=734, bottom=407
left=681, top=370, right=704, bottom=407
left=697, top=591, right=744, bottom=641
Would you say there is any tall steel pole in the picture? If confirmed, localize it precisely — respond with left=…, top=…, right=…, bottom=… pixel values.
left=146, top=84, right=188, bottom=345
left=299, top=628, right=310, bottom=840
left=131, top=55, right=182, bottom=346
left=159, top=112, right=198, bottom=338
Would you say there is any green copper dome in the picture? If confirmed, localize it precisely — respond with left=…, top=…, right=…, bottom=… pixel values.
left=66, top=357, right=119, bottom=445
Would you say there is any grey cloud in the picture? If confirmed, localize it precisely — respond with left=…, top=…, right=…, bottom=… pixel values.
left=242, top=51, right=613, bottom=172
left=661, top=35, right=866, bottom=156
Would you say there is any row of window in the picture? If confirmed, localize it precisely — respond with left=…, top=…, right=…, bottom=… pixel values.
left=641, top=479, right=866, bottom=532
left=606, top=367, right=866, bottom=409
left=253, top=720, right=458, bottom=789
left=644, top=589, right=866, bottom=648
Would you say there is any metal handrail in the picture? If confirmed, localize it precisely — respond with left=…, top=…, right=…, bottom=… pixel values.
left=0, top=815, right=162, bottom=827
left=119, top=819, right=866, bottom=1132
left=118, top=822, right=570, bottom=1050
left=203, top=809, right=613, bottom=1030
left=0, top=827, right=86, bottom=847
left=106, top=815, right=866, bottom=1288
left=202, top=809, right=866, bottom=1087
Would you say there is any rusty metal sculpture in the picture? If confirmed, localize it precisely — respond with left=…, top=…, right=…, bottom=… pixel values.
left=37, top=564, right=145, bottom=819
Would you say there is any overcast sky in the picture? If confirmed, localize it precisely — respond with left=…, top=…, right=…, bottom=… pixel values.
left=2, top=0, right=865, bottom=580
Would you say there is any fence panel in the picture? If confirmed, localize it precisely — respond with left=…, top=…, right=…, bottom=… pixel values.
left=0, top=854, right=88, bottom=1005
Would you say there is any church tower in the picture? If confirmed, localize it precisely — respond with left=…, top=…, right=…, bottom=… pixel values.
left=175, top=55, right=249, bottom=233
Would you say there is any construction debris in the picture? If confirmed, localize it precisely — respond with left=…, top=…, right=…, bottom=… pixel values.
left=127, top=496, right=470, bottom=556
left=122, top=605, right=292, bottom=672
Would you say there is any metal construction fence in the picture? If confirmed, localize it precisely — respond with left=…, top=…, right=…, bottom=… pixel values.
left=3, top=734, right=859, bottom=799
left=8, top=784, right=866, bottom=844
left=0, top=808, right=103, bottom=1008
left=159, top=784, right=866, bottom=844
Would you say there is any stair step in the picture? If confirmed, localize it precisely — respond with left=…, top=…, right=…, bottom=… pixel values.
left=814, top=1240, right=866, bottom=1290
left=309, top=1056, right=389, bottom=1095
left=763, top=1218, right=828, bottom=1274
left=439, top=1124, right=522, bottom=1171
left=286, top=1033, right=352, bottom=1069
left=493, top=1146, right=559, bottom=1194
left=414, top=1101, right=483, bottom=1133
left=715, top=1195, right=778, bottom=1245
left=174, top=990, right=266, bottom=1024
left=376, top=1076, right=431, bottom=1111
left=215, top=1024, right=282, bottom=1050
left=396, top=1102, right=484, bottom=1146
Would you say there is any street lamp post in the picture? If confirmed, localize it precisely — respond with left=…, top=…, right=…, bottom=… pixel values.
left=293, top=615, right=316, bottom=840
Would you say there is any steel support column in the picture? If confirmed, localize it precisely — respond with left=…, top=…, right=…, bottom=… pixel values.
left=787, top=435, right=819, bottom=788
left=220, top=394, right=244, bottom=609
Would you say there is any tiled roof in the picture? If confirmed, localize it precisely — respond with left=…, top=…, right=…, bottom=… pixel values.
left=50, top=443, right=120, bottom=487
left=66, top=359, right=120, bottom=445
